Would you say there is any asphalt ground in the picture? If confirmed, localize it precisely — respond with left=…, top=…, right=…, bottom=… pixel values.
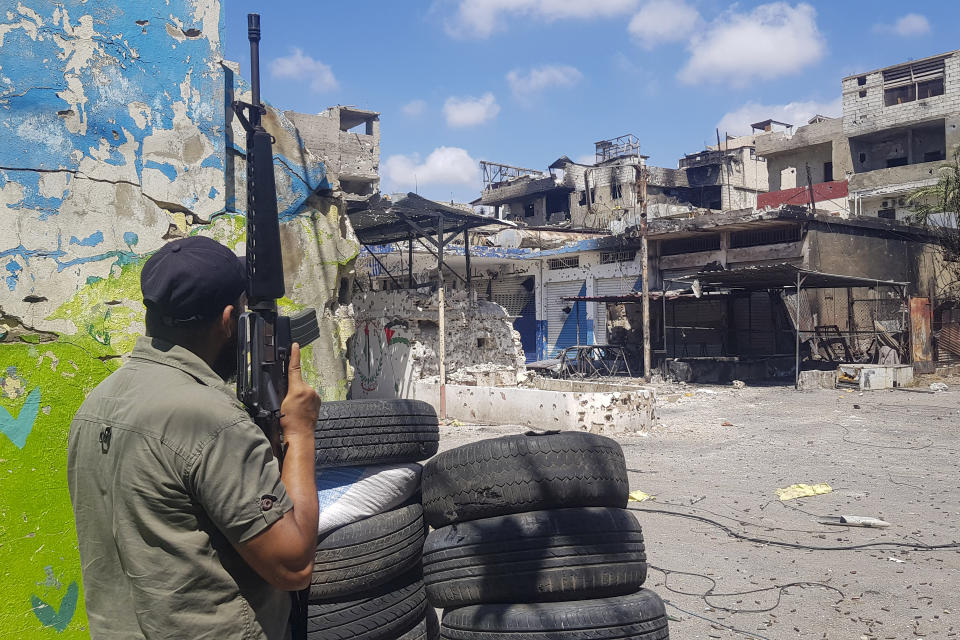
left=435, top=377, right=960, bottom=639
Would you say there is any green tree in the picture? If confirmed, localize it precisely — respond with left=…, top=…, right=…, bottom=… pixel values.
left=907, top=148, right=960, bottom=300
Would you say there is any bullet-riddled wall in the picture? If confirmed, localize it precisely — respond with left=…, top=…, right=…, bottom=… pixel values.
left=0, top=1, right=358, bottom=636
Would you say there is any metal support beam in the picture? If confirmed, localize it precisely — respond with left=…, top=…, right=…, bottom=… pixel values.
left=437, top=213, right=447, bottom=419
left=639, top=165, right=651, bottom=381
left=463, top=229, right=472, bottom=298
left=362, top=245, right=403, bottom=289
left=408, top=238, right=414, bottom=288
left=794, top=272, right=804, bottom=389
left=416, top=238, right=468, bottom=285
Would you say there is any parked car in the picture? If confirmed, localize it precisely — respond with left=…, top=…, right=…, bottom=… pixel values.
left=526, top=345, right=634, bottom=379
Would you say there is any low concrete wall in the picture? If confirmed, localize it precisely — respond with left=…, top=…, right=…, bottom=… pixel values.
left=527, top=376, right=650, bottom=393
left=838, top=364, right=914, bottom=390
left=413, top=382, right=656, bottom=434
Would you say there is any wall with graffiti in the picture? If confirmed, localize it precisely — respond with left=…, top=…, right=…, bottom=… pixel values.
left=349, top=290, right=526, bottom=400
left=0, top=1, right=358, bottom=635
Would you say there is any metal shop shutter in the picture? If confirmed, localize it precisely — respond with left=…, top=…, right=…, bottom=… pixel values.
left=594, top=277, right=641, bottom=344
left=492, top=277, right=538, bottom=362
left=669, top=297, right=725, bottom=357
left=545, top=280, right=586, bottom=356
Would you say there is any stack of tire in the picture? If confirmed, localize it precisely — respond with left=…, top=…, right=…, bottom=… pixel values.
left=421, top=431, right=670, bottom=640
left=306, top=399, right=441, bottom=640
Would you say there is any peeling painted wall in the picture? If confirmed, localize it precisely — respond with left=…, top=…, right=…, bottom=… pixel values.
left=0, top=1, right=357, bottom=636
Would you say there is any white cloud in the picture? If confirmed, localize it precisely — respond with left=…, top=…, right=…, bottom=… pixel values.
left=269, top=48, right=338, bottom=92
left=443, top=92, right=500, bottom=127
left=402, top=99, right=427, bottom=117
left=873, top=13, right=931, bottom=37
left=628, top=0, right=700, bottom=49
left=716, top=98, right=842, bottom=136
left=506, top=65, right=583, bottom=102
left=446, top=0, right=638, bottom=38
left=384, top=147, right=480, bottom=190
left=678, top=3, right=826, bottom=87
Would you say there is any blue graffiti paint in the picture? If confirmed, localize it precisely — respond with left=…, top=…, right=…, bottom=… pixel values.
left=69, top=231, right=104, bottom=247
left=208, top=186, right=218, bottom=199
left=143, top=160, right=178, bottom=182
left=0, top=387, right=41, bottom=449
left=5, top=259, right=22, bottom=291
left=123, top=232, right=139, bottom=247
left=31, top=581, right=79, bottom=632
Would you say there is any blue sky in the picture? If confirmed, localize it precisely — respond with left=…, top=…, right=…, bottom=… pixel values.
left=223, top=1, right=959, bottom=203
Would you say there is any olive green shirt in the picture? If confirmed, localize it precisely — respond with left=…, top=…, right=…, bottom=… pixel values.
left=68, top=337, right=294, bottom=639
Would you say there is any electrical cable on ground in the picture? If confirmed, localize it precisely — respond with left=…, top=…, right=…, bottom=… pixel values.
left=649, top=564, right=844, bottom=614
left=629, top=506, right=960, bottom=551
left=661, top=599, right=774, bottom=640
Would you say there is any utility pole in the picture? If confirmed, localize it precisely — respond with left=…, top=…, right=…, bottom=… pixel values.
left=805, top=164, right=817, bottom=213
left=638, top=165, right=651, bottom=381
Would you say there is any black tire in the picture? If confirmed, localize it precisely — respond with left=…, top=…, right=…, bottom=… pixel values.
left=439, top=589, right=669, bottom=640
left=307, top=570, right=428, bottom=640
left=397, top=608, right=439, bottom=640
left=311, top=504, right=426, bottom=600
left=423, top=507, right=646, bottom=607
left=422, top=432, right=628, bottom=527
left=316, top=399, right=439, bottom=468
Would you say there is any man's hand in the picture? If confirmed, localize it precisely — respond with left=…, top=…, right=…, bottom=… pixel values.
left=237, top=343, right=320, bottom=591
left=281, top=343, right=321, bottom=442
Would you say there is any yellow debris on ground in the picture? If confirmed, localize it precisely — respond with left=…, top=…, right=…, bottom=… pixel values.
left=628, top=490, right=654, bottom=502
left=776, top=482, right=833, bottom=501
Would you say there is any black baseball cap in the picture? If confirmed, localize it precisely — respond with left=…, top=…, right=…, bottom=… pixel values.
left=141, top=236, right=246, bottom=323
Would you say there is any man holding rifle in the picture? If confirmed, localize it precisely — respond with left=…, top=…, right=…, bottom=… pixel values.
left=67, top=236, right=320, bottom=639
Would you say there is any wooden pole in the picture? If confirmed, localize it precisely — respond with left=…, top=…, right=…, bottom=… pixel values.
left=639, top=165, right=651, bottom=381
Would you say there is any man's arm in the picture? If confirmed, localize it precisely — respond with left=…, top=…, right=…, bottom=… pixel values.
left=236, top=343, right=320, bottom=591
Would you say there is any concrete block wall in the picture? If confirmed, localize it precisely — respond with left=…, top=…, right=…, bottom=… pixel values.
left=0, top=2, right=359, bottom=636
left=843, top=52, right=960, bottom=137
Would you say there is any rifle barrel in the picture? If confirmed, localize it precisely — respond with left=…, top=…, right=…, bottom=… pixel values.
left=247, top=13, right=261, bottom=108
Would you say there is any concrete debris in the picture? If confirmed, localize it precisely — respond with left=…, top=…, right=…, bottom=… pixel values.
left=930, top=382, right=949, bottom=392
left=732, top=380, right=746, bottom=389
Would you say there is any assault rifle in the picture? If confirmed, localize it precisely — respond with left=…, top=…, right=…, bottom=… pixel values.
left=232, top=13, right=318, bottom=639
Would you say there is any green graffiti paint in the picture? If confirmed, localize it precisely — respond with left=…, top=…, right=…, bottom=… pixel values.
left=0, top=342, right=113, bottom=637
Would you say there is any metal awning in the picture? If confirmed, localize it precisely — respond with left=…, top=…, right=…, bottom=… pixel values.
left=677, top=264, right=908, bottom=291
left=563, top=290, right=727, bottom=303
left=348, top=193, right=512, bottom=245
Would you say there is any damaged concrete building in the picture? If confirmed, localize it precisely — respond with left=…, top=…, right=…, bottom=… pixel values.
left=285, top=105, right=381, bottom=211
left=477, top=133, right=768, bottom=232
left=756, top=50, right=960, bottom=221
left=360, top=51, right=960, bottom=384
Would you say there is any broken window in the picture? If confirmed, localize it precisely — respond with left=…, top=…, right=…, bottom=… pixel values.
left=548, top=256, right=580, bottom=270
left=578, top=191, right=587, bottom=206
left=857, top=76, right=867, bottom=86
left=660, top=235, right=721, bottom=256
left=610, top=181, right=623, bottom=200
left=730, top=226, right=802, bottom=249
left=599, top=250, right=636, bottom=264
left=823, top=162, right=833, bottom=182
left=524, top=202, right=535, bottom=217
left=883, top=57, right=946, bottom=107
